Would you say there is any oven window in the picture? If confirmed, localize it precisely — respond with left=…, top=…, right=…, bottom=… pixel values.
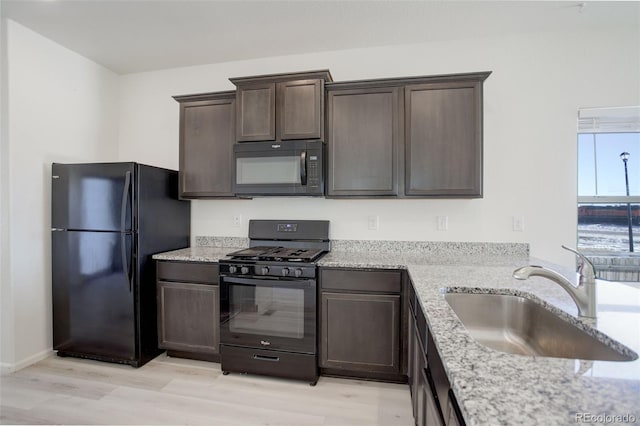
left=228, top=284, right=305, bottom=339
left=236, top=156, right=300, bottom=185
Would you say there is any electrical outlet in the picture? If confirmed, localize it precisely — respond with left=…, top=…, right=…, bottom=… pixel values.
left=437, top=216, right=449, bottom=231
left=367, top=215, right=379, bottom=230
left=512, top=216, right=525, bottom=232
left=233, top=214, right=242, bottom=228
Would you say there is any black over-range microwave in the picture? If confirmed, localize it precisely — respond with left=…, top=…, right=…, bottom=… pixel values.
left=233, top=140, right=324, bottom=196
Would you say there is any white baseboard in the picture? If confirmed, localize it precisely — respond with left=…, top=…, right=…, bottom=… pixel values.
left=0, top=348, right=54, bottom=375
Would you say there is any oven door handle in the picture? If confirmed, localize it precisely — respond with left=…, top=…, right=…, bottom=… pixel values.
left=222, top=276, right=315, bottom=289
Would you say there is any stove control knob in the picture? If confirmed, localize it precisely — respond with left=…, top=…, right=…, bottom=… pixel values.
left=228, top=266, right=237, bottom=274
left=281, top=267, right=290, bottom=277
left=294, top=268, right=303, bottom=278
left=241, top=266, right=249, bottom=275
left=261, top=266, right=270, bottom=275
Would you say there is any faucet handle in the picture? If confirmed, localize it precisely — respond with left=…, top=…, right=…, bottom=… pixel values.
left=561, top=245, right=596, bottom=279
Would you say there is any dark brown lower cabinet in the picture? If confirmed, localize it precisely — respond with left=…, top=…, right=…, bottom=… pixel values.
left=425, top=368, right=445, bottom=426
left=408, top=279, right=465, bottom=426
left=319, top=268, right=405, bottom=381
left=156, top=261, right=220, bottom=362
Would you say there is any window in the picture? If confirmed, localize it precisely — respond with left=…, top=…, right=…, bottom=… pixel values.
left=577, top=107, right=640, bottom=255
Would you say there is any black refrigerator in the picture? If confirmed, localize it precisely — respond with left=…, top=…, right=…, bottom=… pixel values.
left=51, top=162, right=190, bottom=367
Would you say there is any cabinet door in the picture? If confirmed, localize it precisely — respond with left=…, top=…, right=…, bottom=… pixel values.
left=157, top=281, right=219, bottom=354
left=320, top=292, right=400, bottom=373
left=277, top=79, right=323, bottom=140
left=179, top=95, right=235, bottom=197
left=425, top=369, right=445, bottom=426
left=236, top=82, right=276, bottom=141
left=405, top=81, right=483, bottom=197
left=408, top=308, right=416, bottom=396
left=447, top=390, right=466, bottom=426
left=414, top=324, right=427, bottom=425
left=326, top=87, right=401, bottom=196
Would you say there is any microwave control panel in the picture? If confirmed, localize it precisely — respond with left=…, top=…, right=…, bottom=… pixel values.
left=308, top=155, right=319, bottom=188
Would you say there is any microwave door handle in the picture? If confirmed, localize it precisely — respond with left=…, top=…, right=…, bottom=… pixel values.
left=300, top=150, right=307, bottom=186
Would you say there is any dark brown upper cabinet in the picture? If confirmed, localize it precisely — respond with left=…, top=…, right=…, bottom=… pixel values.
left=326, top=86, right=402, bottom=197
left=173, top=91, right=236, bottom=198
left=325, top=72, right=490, bottom=199
left=231, top=70, right=332, bottom=142
left=405, top=79, right=485, bottom=197
left=234, top=81, right=276, bottom=142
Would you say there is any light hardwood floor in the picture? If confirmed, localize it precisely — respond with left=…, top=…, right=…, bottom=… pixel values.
left=0, top=354, right=413, bottom=425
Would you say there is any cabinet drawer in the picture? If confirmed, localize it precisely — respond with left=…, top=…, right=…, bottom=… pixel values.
left=320, top=269, right=401, bottom=293
left=157, top=261, right=219, bottom=284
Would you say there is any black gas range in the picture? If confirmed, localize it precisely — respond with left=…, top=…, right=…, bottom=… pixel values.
left=218, top=220, right=330, bottom=385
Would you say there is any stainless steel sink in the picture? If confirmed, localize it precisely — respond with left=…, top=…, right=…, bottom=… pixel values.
left=444, top=292, right=637, bottom=362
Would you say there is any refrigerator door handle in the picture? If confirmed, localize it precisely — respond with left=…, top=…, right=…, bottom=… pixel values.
left=121, top=234, right=132, bottom=292
left=120, top=171, right=132, bottom=291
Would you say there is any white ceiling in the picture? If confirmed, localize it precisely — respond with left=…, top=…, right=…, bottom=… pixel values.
left=1, top=1, right=638, bottom=75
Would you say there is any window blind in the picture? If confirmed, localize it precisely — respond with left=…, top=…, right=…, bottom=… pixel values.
left=578, top=106, right=640, bottom=133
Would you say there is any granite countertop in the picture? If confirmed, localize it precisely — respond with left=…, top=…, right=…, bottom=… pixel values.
left=154, top=244, right=640, bottom=425
left=321, top=250, right=640, bottom=426
left=152, top=246, right=237, bottom=262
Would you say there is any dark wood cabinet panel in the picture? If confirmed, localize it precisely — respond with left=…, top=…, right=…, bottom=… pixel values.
left=326, top=87, right=401, bottom=196
left=326, top=71, right=489, bottom=199
left=405, top=81, right=483, bottom=197
left=320, top=292, right=400, bottom=374
left=231, top=70, right=331, bottom=143
left=157, top=261, right=218, bottom=284
left=236, top=82, right=276, bottom=142
left=157, top=280, right=219, bottom=355
left=277, top=79, right=323, bottom=140
left=320, top=268, right=401, bottom=293
left=408, top=279, right=466, bottom=426
left=175, top=92, right=235, bottom=198
left=447, top=390, right=465, bottom=426
left=156, top=261, right=220, bottom=361
left=412, top=326, right=426, bottom=425
left=425, top=368, right=446, bottom=426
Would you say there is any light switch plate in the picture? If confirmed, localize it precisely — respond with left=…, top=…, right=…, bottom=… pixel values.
left=512, top=216, right=525, bottom=232
left=367, top=215, right=379, bottom=230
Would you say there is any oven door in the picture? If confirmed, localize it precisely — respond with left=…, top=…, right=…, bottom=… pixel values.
left=233, top=140, right=324, bottom=196
left=220, top=275, right=316, bottom=354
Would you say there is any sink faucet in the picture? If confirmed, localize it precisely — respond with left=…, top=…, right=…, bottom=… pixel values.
left=513, top=245, right=597, bottom=318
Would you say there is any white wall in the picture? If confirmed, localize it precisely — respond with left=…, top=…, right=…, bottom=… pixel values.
left=0, top=20, right=119, bottom=372
left=118, top=26, right=640, bottom=267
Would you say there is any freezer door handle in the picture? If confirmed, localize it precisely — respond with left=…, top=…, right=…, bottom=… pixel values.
left=120, top=171, right=131, bottom=232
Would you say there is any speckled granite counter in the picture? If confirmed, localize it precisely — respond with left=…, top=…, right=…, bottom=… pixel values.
left=152, top=246, right=236, bottom=262
left=153, top=241, right=640, bottom=425
left=320, top=250, right=640, bottom=426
